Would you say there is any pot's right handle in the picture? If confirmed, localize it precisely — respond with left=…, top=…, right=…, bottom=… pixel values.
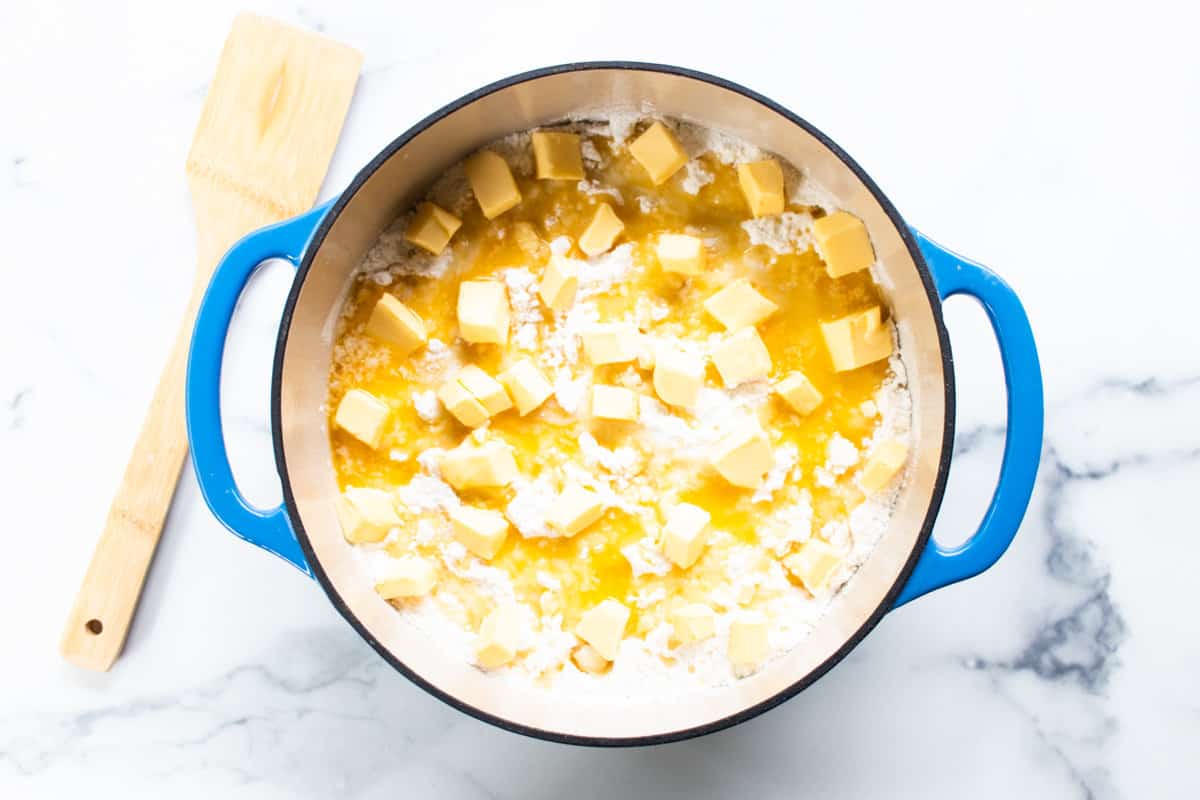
left=893, top=231, right=1044, bottom=607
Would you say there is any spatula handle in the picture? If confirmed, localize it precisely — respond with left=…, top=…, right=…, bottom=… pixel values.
left=60, top=295, right=199, bottom=671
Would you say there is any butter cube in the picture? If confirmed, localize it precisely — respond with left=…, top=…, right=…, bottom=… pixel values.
left=736, top=160, right=785, bottom=217
left=457, top=280, right=510, bottom=345
left=590, top=384, right=639, bottom=422
left=455, top=365, right=512, bottom=416
left=334, top=388, right=391, bottom=448
left=465, top=150, right=522, bottom=219
left=498, top=358, right=553, bottom=416
left=449, top=504, right=510, bottom=561
left=571, top=643, right=609, bottom=674
left=337, top=487, right=401, bottom=544
left=581, top=322, right=640, bottom=365
left=405, top=202, right=462, bottom=255
left=813, top=210, right=875, bottom=278
left=364, top=294, right=427, bottom=356
left=671, top=603, right=716, bottom=646
left=532, top=131, right=585, bottom=180
left=656, top=233, right=705, bottom=275
left=703, top=279, right=778, bottom=331
left=859, top=439, right=909, bottom=493
left=579, top=202, right=624, bottom=257
left=711, top=422, right=773, bottom=489
left=476, top=605, right=524, bottom=668
left=575, top=599, right=630, bottom=661
left=662, top=502, right=711, bottom=569
left=820, top=306, right=893, bottom=372
left=375, top=556, right=438, bottom=599
left=440, top=439, right=519, bottom=490
left=537, top=254, right=579, bottom=312
left=784, top=539, right=842, bottom=593
left=653, top=345, right=704, bottom=409
left=711, top=328, right=773, bottom=387
left=513, top=221, right=549, bottom=263
left=437, top=379, right=490, bottom=428
left=629, top=121, right=688, bottom=185
left=775, top=371, right=823, bottom=416
left=728, top=612, right=770, bottom=673
left=546, top=483, right=604, bottom=537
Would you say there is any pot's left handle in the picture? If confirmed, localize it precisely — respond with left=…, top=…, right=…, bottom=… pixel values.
left=185, top=202, right=333, bottom=576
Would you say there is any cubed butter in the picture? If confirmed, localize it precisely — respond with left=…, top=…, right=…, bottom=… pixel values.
left=775, top=371, right=823, bottom=416
left=728, top=612, right=769, bottom=673
left=703, top=279, right=778, bottom=330
left=590, top=384, right=639, bottom=422
left=710, top=422, right=774, bottom=489
left=575, top=599, right=630, bottom=661
left=820, top=306, right=893, bottom=372
left=671, top=603, right=716, bottom=646
left=546, top=483, right=604, bottom=537
left=464, top=150, right=522, bottom=219
left=629, top=121, right=688, bottom=185
left=532, top=131, right=585, bottom=180
left=711, top=328, right=773, bottom=387
left=405, top=202, right=462, bottom=255
left=454, top=365, right=513, bottom=416
left=498, top=358, right=553, bottom=416
left=440, top=439, right=519, bottom=491
left=653, top=345, right=704, bottom=409
left=334, top=388, right=391, bottom=448
left=364, top=294, right=427, bottom=356
left=655, top=233, right=705, bottom=275
left=578, top=202, right=624, bottom=257
left=736, top=160, right=785, bottom=217
left=375, top=555, right=438, bottom=599
left=513, top=221, right=549, bottom=263
left=449, top=504, right=510, bottom=561
left=813, top=210, right=875, bottom=278
left=437, top=378, right=490, bottom=428
left=337, top=487, right=401, bottom=544
left=784, top=539, right=842, bottom=593
left=571, top=643, right=609, bottom=674
left=457, top=280, right=510, bottom=345
left=476, top=605, right=524, bottom=668
left=580, top=322, right=640, bottom=365
left=859, top=439, right=909, bottom=493
left=662, top=502, right=711, bottom=569
left=537, top=254, right=579, bottom=313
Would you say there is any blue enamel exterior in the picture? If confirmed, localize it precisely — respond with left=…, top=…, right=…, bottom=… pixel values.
left=184, top=202, right=333, bottom=576
left=892, top=230, right=1044, bottom=606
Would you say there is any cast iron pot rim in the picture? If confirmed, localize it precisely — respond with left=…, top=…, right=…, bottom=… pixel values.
left=270, top=60, right=956, bottom=748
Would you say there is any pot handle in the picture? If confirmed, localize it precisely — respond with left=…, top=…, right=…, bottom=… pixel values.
left=185, top=202, right=333, bottom=576
left=893, top=231, right=1044, bottom=606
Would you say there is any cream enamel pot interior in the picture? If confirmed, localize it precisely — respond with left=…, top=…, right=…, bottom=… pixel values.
left=185, top=63, right=1044, bottom=746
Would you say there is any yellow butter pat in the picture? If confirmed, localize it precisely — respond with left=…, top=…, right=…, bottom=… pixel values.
left=711, top=327, right=773, bottom=387
left=440, top=439, right=519, bottom=491
left=579, top=202, right=624, bottom=256
left=581, top=322, right=640, bottom=365
left=820, top=306, right=892, bottom=372
left=537, top=254, right=579, bottom=313
left=813, top=210, right=875, bottom=278
left=629, top=121, right=688, bottom=185
left=532, top=131, right=585, bottom=180
left=710, top=421, right=773, bottom=489
left=859, top=439, right=909, bottom=493
left=737, top=160, right=785, bottom=218
left=784, top=539, right=842, bottom=593
left=437, top=379, right=490, bottom=428
left=498, top=358, right=553, bottom=416
left=655, top=233, right=705, bottom=275
left=405, top=202, right=462, bottom=255
left=590, top=384, right=639, bottom=422
left=662, top=502, right=711, bottom=569
left=703, top=278, right=778, bottom=330
left=454, top=365, right=513, bottom=416
left=575, top=599, right=630, bottom=661
left=775, top=371, right=823, bottom=416
left=571, top=643, right=609, bottom=674
left=476, top=605, right=525, bottom=668
left=728, top=612, right=769, bottom=674
left=449, top=504, right=510, bottom=561
left=465, top=150, right=522, bottom=220
left=671, top=603, right=716, bottom=646
left=334, top=388, right=391, bottom=448
left=457, top=280, right=510, bottom=345
left=375, top=556, right=438, bottom=599
left=364, top=294, right=427, bottom=356
left=337, top=487, right=400, bottom=544
left=653, top=344, right=704, bottom=409
left=546, top=483, right=604, bottom=537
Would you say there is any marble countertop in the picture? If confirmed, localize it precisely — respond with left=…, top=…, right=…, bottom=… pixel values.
left=3, top=1, right=1197, bottom=797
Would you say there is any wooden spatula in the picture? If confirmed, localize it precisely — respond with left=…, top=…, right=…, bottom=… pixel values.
left=61, top=13, right=362, bottom=671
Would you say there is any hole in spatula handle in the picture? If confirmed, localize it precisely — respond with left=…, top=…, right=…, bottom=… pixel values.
left=85, top=619, right=103, bottom=635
